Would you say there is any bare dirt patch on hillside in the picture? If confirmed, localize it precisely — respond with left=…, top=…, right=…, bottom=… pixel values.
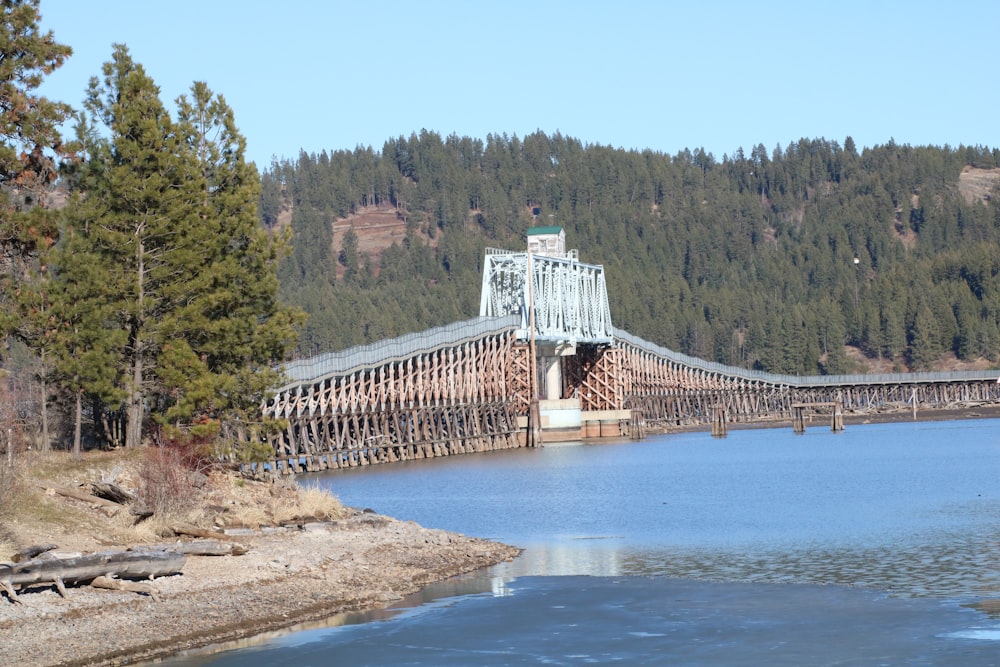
left=844, top=346, right=995, bottom=374
left=331, top=206, right=437, bottom=279
left=958, top=166, right=1000, bottom=204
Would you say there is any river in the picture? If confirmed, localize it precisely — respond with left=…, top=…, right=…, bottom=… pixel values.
left=164, top=418, right=1000, bottom=665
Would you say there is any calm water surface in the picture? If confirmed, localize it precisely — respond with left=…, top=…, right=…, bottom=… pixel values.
left=164, top=419, right=1000, bottom=666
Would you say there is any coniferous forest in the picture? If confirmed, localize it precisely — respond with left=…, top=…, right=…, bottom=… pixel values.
left=264, top=132, right=1000, bottom=376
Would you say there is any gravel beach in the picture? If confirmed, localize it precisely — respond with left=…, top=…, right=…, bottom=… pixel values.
left=0, top=509, right=521, bottom=667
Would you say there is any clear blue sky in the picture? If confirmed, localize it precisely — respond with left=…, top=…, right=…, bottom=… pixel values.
left=36, top=0, right=999, bottom=168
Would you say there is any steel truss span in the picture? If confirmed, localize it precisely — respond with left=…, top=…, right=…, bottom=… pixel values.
left=479, top=250, right=613, bottom=344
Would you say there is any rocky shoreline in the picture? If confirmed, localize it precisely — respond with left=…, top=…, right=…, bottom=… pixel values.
left=0, top=510, right=521, bottom=667
left=4, top=404, right=997, bottom=666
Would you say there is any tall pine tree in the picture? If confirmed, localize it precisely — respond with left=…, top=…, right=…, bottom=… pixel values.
left=0, top=0, right=72, bottom=450
left=169, top=81, right=302, bottom=447
left=72, top=45, right=200, bottom=448
left=59, top=46, right=300, bottom=449
left=0, top=0, right=71, bottom=305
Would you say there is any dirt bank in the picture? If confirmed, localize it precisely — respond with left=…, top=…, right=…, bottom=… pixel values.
left=0, top=509, right=520, bottom=667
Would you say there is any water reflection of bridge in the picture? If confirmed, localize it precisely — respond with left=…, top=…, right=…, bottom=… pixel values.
left=260, top=230, right=1000, bottom=474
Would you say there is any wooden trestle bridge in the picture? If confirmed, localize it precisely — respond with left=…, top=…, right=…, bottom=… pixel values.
left=259, top=229, right=1000, bottom=475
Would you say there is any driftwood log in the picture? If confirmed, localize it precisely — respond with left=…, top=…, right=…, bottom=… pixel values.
left=0, top=549, right=185, bottom=592
left=0, top=537, right=249, bottom=603
left=138, top=540, right=248, bottom=557
left=90, top=575, right=161, bottom=602
left=90, top=481, right=136, bottom=505
left=36, top=482, right=125, bottom=515
left=130, top=505, right=154, bottom=521
left=39, top=480, right=152, bottom=523
left=168, top=522, right=244, bottom=543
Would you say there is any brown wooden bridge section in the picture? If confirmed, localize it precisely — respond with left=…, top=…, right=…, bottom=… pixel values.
left=258, top=316, right=1000, bottom=475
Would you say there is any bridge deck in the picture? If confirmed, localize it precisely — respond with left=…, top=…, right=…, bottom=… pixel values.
left=260, top=315, right=1000, bottom=476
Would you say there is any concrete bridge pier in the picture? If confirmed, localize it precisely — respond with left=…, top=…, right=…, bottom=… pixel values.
left=534, top=342, right=583, bottom=442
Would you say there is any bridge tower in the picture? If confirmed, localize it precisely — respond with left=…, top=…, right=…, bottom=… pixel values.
left=480, top=227, right=621, bottom=440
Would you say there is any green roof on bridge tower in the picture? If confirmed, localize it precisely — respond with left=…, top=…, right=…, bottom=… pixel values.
left=526, top=225, right=564, bottom=235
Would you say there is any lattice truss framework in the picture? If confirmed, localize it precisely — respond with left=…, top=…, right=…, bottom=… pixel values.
left=479, top=251, right=613, bottom=344
left=261, top=332, right=524, bottom=472
left=561, top=341, right=1000, bottom=428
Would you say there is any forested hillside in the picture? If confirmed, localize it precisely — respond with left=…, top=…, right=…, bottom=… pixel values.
left=262, top=132, right=1000, bottom=375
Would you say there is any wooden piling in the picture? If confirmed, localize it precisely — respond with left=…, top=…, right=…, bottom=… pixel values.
left=832, top=400, right=844, bottom=432
left=711, top=405, right=727, bottom=438
left=792, top=406, right=805, bottom=434
left=527, top=399, right=542, bottom=448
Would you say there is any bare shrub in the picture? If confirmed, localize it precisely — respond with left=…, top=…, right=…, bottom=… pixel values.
left=137, top=424, right=226, bottom=521
left=136, top=445, right=198, bottom=519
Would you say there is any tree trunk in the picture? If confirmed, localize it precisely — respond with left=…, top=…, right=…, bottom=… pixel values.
left=40, top=370, right=50, bottom=453
left=90, top=481, right=136, bottom=504
left=125, top=354, right=144, bottom=449
left=73, top=388, right=82, bottom=457
left=168, top=522, right=244, bottom=543
left=0, top=548, right=185, bottom=587
left=126, top=237, right=146, bottom=449
left=36, top=482, right=126, bottom=514
left=139, top=540, right=247, bottom=557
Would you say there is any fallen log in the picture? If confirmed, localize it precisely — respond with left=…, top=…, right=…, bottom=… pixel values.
left=137, top=540, right=248, bottom=557
left=0, top=548, right=185, bottom=588
left=35, top=482, right=124, bottom=515
left=130, top=505, right=154, bottom=521
left=91, top=575, right=161, bottom=602
left=12, top=544, right=58, bottom=563
left=90, top=481, right=136, bottom=505
left=168, top=522, right=243, bottom=543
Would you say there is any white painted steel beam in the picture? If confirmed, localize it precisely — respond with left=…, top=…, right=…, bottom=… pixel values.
left=479, top=249, right=613, bottom=344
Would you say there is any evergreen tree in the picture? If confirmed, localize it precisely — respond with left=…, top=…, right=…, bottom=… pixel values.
left=0, top=1, right=73, bottom=451
left=70, top=45, right=200, bottom=448
left=907, top=303, right=941, bottom=370
left=0, top=0, right=72, bottom=339
left=60, top=46, right=301, bottom=450
left=49, top=221, right=126, bottom=452
left=171, top=81, right=302, bottom=447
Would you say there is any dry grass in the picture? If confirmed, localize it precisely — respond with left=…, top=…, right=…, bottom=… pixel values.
left=25, top=448, right=145, bottom=487
left=0, top=449, right=346, bottom=553
left=273, top=485, right=344, bottom=524
left=189, top=473, right=345, bottom=530
left=0, top=536, right=16, bottom=562
left=220, top=503, right=270, bottom=530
